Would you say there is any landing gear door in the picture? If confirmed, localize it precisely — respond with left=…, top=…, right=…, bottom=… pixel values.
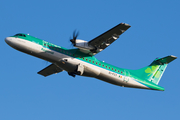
left=77, top=64, right=84, bottom=75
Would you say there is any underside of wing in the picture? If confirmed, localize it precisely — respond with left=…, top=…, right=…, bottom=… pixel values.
left=88, top=23, right=131, bottom=55
left=38, top=64, right=64, bottom=77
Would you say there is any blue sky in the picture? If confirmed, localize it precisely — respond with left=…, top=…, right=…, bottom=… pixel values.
left=1, top=0, right=180, bottom=119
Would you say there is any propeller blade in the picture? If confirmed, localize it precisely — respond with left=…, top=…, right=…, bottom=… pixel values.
left=70, top=30, right=79, bottom=46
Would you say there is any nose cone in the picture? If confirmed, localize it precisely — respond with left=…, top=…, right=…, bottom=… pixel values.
left=5, top=37, right=16, bottom=49
left=5, top=37, right=12, bottom=45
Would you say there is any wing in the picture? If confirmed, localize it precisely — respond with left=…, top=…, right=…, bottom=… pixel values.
left=88, top=23, right=131, bottom=54
left=38, top=64, right=64, bottom=77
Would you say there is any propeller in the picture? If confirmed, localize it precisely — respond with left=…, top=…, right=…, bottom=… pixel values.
left=70, top=30, right=79, bottom=46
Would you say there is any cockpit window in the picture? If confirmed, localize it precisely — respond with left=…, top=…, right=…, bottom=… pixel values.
left=14, top=34, right=26, bottom=37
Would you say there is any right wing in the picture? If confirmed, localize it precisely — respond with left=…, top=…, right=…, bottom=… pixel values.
left=38, top=64, right=64, bottom=77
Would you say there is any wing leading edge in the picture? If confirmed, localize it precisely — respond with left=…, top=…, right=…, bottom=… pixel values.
left=88, top=23, right=131, bottom=55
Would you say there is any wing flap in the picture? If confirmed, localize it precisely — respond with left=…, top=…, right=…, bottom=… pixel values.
left=38, top=64, right=64, bottom=77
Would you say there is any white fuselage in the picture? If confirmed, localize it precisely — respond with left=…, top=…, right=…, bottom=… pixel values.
left=5, top=37, right=149, bottom=89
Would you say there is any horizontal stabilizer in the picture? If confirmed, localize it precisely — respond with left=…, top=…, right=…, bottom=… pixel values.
left=153, top=55, right=177, bottom=65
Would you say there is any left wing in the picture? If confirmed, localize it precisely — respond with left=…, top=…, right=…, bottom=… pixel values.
left=38, top=64, right=64, bottom=77
left=88, top=23, right=131, bottom=54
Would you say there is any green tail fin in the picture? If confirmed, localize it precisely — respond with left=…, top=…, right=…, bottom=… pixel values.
left=131, top=55, right=177, bottom=85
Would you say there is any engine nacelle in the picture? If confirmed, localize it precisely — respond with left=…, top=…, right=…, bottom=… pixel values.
left=74, top=39, right=94, bottom=50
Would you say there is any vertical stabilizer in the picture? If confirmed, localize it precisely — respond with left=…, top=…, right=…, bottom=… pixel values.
left=131, top=55, right=177, bottom=85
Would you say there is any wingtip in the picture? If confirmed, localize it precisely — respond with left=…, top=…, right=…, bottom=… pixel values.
left=120, top=22, right=131, bottom=27
left=170, top=55, right=177, bottom=59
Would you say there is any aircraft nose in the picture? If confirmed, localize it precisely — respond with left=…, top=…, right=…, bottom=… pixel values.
left=5, top=37, right=12, bottom=45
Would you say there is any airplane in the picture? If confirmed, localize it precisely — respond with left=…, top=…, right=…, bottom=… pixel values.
left=5, top=23, right=177, bottom=91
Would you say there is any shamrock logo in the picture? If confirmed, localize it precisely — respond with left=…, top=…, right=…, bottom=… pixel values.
left=145, top=65, right=160, bottom=78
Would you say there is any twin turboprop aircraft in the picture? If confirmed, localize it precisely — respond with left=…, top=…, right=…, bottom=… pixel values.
left=5, top=23, right=177, bottom=91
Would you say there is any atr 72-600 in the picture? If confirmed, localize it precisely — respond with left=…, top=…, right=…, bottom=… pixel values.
left=5, top=23, right=177, bottom=91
